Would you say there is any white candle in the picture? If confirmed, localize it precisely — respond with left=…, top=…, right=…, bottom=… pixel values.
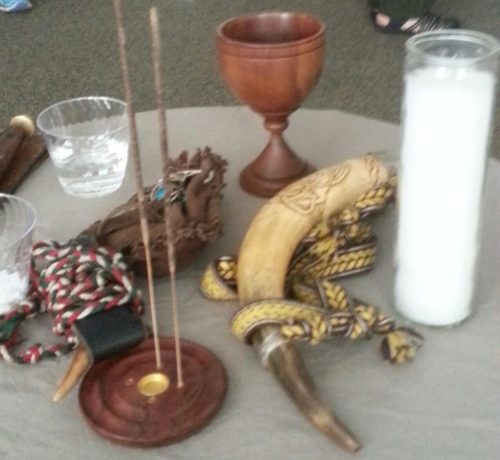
left=395, top=67, right=495, bottom=326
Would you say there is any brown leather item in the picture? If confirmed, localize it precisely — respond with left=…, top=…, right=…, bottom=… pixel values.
left=0, top=124, right=28, bottom=179
left=81, top=147, right=227, bottom=277
left=0, top=115, right=47, bottom=194
left=0, top=133, right=48, bottom=194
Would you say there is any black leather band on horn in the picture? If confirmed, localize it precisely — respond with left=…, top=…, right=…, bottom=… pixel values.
left=73, top=306, right=147, bottom=362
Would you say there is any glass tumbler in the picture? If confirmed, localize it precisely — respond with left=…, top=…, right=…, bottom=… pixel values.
left=37, top=96, right=129, bottom=198
left=0, top=194, right=36, bottom=315
left=394, top=31, right=499, bottom=326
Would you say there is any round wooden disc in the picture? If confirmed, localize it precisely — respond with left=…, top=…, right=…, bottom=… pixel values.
left=79, top=337, right=227, bottom=447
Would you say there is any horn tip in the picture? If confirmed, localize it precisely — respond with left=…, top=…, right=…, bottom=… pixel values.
left=345, top=438, right=362, bottom=453
left=52, top=345, right=90, bottom=402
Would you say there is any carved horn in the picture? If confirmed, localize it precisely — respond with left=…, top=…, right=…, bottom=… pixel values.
left=236, top=155, right=389, bottom=452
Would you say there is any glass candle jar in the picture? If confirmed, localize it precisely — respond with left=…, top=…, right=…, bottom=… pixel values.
left=394, top=30, right=499, bottom=326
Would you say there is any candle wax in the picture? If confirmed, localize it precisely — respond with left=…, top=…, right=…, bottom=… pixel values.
left=395, top=67, right=495, bottom=326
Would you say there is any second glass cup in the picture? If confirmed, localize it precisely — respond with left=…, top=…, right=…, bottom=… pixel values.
left=37, top=96, right=129, bottom=198
left=0, top=194, right=36, bottom=315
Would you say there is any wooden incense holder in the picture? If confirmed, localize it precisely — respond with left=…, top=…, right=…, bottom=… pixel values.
left=79, top=337, right=227, bottom=447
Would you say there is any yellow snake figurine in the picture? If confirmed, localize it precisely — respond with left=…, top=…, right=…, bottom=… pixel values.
left=201, top=154, right=422, bottom=452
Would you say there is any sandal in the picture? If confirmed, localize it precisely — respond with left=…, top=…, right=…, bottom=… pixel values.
left=0, top=0, right=32, bottom=13
left=371, top=11, right=460, bottom=35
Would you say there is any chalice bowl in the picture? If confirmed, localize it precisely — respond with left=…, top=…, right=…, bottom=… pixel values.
left=216, top=11, right=325, bottom=197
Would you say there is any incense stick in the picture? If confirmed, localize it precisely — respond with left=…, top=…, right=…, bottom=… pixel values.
left=149, top=6, right=184, bottom=388
left=113, top=0, right=162, bottom=370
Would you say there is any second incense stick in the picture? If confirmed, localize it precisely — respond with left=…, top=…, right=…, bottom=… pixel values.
left=149, top=6, right=184, bottom=388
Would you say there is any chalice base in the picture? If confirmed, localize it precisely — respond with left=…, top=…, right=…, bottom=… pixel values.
left=79, top=337, right=227, bottom=447
left=239, top=134, right=315, bottom=197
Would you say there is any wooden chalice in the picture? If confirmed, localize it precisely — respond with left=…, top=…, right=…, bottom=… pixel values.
left=216, top=11, right=325, bottom=197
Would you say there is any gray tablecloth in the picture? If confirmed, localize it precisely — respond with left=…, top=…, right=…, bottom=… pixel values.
left=2, top=107, right=499, bottom=460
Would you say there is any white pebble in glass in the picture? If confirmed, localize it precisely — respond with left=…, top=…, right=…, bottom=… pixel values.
left=394, top=30, right=500, bottom=326
left=0, top=194, right=36, bottom=315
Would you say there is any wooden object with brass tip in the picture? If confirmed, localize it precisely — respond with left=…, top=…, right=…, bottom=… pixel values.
left=0, top=113, right=48, bottom=194
left=216, top=11, right=325, bottom=197
left=0, top=115, right=38, bottom=182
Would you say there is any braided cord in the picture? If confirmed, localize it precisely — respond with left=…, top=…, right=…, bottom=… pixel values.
left=201, top=179, right=423, bottom=363
left=0, top=240, right=143, bottom=364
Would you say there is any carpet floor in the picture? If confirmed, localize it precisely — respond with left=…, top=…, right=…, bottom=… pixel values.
left=1, top=0, right=498, bottom=156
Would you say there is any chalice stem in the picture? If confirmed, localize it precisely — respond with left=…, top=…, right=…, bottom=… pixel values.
left=265, top=114, right=289, bottom=134
left=239, top=114, right=314, bottom=197
left=261, top=115, right=301, bottom=178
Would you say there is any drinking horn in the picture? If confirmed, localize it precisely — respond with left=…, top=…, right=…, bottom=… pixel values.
left=236, top=154, right=389, bottom=452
